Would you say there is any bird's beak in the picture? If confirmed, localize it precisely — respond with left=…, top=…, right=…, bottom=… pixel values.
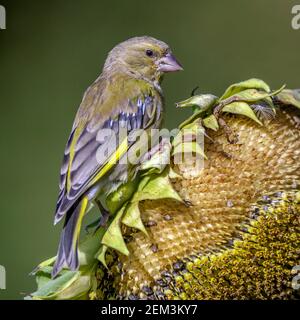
left=157, top=53, right=183, bottom=72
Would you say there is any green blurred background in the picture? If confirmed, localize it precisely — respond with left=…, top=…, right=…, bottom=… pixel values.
left=0, top=0, right=299, bottom=299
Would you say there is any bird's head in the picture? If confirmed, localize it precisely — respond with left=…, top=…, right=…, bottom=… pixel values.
left=103, top=36, right=183, bottom=83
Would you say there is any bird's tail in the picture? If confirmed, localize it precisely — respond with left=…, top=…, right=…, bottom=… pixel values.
left=52, top=196, right=89, bottom=278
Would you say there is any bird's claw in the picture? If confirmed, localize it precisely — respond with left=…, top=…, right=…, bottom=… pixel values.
left=84, top=212, right=110, bottom=234
left=84, top=201, right=110, bottom=234
left=85, top=218, right=101, bottom=234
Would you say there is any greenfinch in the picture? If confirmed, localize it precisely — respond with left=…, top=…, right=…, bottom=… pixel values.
left=52, top=36, right=183, bottom=277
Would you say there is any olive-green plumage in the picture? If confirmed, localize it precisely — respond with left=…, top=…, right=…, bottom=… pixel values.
left=52, top=36, right=183, bottom=277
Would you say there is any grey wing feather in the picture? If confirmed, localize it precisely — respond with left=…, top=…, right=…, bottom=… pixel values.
left=54, top=94, right=161, bottom=225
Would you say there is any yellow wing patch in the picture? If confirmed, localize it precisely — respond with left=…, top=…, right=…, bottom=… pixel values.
left=89, top=138, right=129, bottom=186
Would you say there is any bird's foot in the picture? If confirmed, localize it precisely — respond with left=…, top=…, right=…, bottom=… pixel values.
left=85, top=218, right=101, bottom=234
left=98, top=210, right=110, bottom=227
left=96, top=200, right=110, bottom=227
left=85, top=199, right=110, bottom=234
left=84, top=211, right=110, bottom=234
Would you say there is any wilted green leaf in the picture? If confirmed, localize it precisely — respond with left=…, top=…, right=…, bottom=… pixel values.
left=139, top=139, right=171, bottom=175
left=168, top=167, right=182, bottom=179
left=104, top=169, right=183, bottom=252
left=172, top=141, right=207, bottom=159
left=276, top=89, right=300, bottom=109
left=137, top=169, right=183, bottom=203
left=122, top=202, right=148, bottom=236
left=95, top=245, right=108, bottom=269
left=121, top=168, right=183, bottom=236
left=101, top=206, right=129, bottom=256
left=221, top=86, right=285, bottom=106
left=28, top=225, right=107, bottom=300
left=35, top=267, right=52, bottom=290
left=32, top=256, right=56, bottom=274
left=220, top=78, right=271, bottom=100
left=30, top=270, right=79, bottom=299
left=180, top=120, right=205, bottom=132
left=28, top=267, right=94, bottom=300
left=176, top=94, right=218, bottom=111
left=176, top=121, right=205, bottom=143
left=179, top=113, right=202, bottom=129
left=222, top=101, right=262, bottom=125
left=203, top=114, right=219, bottom=131
left=106, top=179, right=138, bottom=215
left=54, top=272, right=94, bottom=300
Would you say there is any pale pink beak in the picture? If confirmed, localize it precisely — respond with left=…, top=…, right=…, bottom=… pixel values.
left=157, top=53, right=183, bottom=72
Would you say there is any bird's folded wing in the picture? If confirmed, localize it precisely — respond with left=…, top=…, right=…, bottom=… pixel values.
left=54, top=86, right=162, bottom=224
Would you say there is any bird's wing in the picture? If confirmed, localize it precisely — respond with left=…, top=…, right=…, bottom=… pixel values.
left=54, top=78, right=162, bottom=224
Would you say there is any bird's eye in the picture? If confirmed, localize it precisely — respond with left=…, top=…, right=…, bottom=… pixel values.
left=146, top=49, right=154, bottom=57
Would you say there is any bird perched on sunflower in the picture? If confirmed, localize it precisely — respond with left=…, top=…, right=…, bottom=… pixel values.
left=52, top=36, right=183, bottom=277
